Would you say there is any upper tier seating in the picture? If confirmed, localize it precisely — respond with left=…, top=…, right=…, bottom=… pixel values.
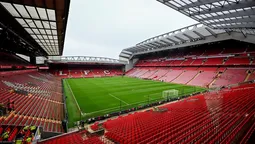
left=203, top=48, right=223, bottom=56
left=203, top=57, right=225, bottom=65
left=224, top=57, right=251, bottom=65
left=0, top=71, right=64, bottom=133
left=135, top=56, right=252, bottom=67
left=222, top=47, right=246, bottom=54
left=247, top=47, right=255, bottom=53
left=181, top=59, right=194, bottom=66
left=103, top=84, right=255, bottom=143
left=170, top=60, right=184, bottom=66
left=0, top=53, right=31, bottom=67
left=190, top=59, right=204, bottom=66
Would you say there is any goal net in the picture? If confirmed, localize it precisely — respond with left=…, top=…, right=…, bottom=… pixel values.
left=162, top=89, right=179, bottom=99
left=94, top=75, right=102, bottom=78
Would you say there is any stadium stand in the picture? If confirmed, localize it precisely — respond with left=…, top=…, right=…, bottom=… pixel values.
left=211, top=68, right=247, bottom=88
left=39, top=130, right=105, bottom=144
left=49, top=62, right=124, bottom=78
left=126, top=43, right=255, bottom=88
left=0, top=125, right=38, bottom=143
left=203, top=57, right=225, bottom=66
left=0, top=0, right=255, bottom=143
left=53, top=68, right=123, bottom=78
left=103, top=83, right=255, bottom=143
left=0, top=70, right=64, bottom=133
left=0, top=52, right=31, bottom=67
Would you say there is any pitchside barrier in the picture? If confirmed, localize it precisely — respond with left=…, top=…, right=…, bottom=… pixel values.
left=80, top=87, right=205, bottom=122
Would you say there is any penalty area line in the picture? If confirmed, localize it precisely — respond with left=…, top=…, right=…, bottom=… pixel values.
left=108, top=93, right=129, bottom=105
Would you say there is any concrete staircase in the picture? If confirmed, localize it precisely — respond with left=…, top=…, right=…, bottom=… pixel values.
left=171, top=71, right=184, bottom=82
left=187, top=72, right=201, bottom=84
left=244, top=70, right=252, bottom=82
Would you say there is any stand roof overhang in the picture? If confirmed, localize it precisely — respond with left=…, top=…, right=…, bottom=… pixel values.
left=120, top=0, right=255, bottom=60
left=0, top=0, right=70, bottom=56
left=121, top=23, right=255, bottom=58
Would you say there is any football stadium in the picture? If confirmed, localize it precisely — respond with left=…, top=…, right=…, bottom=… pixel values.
left=0, top=0, right=255, bottom=143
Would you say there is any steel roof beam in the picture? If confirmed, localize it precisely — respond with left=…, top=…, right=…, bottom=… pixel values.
left=166, top=38, right=178, bottom=44
left=139, top=45, right=151, bottom=49
left=209, top=17, right=255, bottom=25
left=119, top=54, right=130, bottom=59
left=191, top=1, right=255, bottom=16
left=148, top=43, right=160, bottom=47
left=127, top=47, right=138, bottom=51
left=174, top=36, right=186, bottom=42
left=176, top=0, right=223, bottom=10
left=193, top=31, right=205, bottom=39
left=13, top=16, right=57, bottom=23
left=160, top=39, right=171, bottom=45
left=132, top=45, right=152, bottom=52
left=183, top=33, right=195, bottom=40
left=136, top=45, right=149, bottom=51
left=218, top=23, right=255, bottom=28
left=205, top=27, right=217, bottom=38
left=154, top=41, right=165, bottom=46
left=202, top=9, right=255, bottom=21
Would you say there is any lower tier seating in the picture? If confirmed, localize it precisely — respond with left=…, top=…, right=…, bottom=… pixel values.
left=0, top=125, right=37, bottom=143
left=188, top=71, right=216, bottom=87
left=212, top=69, right=247, bottom=87
left=103, top=84, right=255, bottom=143
left=172, top=70, right=198, bottom=84
left=39, top=130, right=105, bottom=144
left=0, top=71, right=64, bottom=133
left=126, top=67, right=253, bottom=88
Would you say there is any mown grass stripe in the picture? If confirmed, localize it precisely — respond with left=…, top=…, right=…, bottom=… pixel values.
left=109, top=93, right=129, bottom=105
left=66, top=79, right=82, bottom=113
left=65, top=77, right=207, bottom=127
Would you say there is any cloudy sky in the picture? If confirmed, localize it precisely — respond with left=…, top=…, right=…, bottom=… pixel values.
left=63, top=0, right=197, bottom=59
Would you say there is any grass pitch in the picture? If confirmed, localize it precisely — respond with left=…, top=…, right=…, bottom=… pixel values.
left=64, top=77, right=206, bottom=127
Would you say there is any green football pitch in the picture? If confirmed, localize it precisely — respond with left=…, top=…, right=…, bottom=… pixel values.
left=63, top=77, right=206, bottom=127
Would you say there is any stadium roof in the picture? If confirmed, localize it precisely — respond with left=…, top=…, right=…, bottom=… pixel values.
left=121, top=23, right=255, bottom=58
left=120, top=0, right=255, bottom=59
left=0, top=0, right=70, bottom=56
left=157, top=0, right=255, bottom=34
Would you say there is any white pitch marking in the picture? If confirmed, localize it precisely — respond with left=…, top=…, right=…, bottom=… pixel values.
left=66, top=80, right=82, bottom=113
left=109, top=93, right=129, bottom=105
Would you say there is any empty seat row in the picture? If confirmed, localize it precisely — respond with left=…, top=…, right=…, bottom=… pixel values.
left=103, top=84, right=255, bottom=143
left=126, top=67, right=253, bottom=88
left=0, top=71, right=64, bottom=133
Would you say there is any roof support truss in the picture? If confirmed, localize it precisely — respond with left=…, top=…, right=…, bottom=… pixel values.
left=157, top=0, right=255, bottom=34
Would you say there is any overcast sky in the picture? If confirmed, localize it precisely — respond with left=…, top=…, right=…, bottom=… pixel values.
left=63, top=0, right=197, bottom=59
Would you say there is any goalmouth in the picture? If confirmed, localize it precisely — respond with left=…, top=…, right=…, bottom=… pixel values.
left=162, top=89, right=179, bottom=100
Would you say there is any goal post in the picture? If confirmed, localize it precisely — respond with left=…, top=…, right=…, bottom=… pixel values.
left=162, top=89, right=179, bottom=100
left=94, top=75, right=102, bottom=78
